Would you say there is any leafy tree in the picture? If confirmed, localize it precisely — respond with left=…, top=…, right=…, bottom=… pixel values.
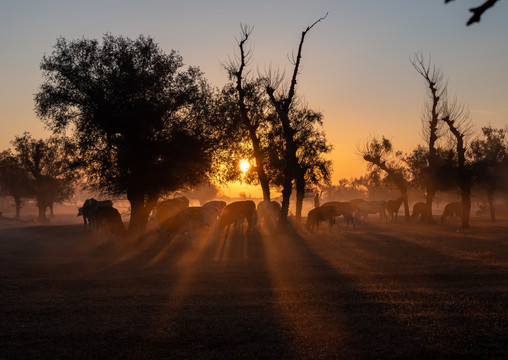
left=11, top=133, right=76, bottom=222
left=470, top=126, right=508, bottom=222
left=358, top=136, right=411, bottom=222
left=0, top=150, right=33, bottom=219
left=35, top=34, right=214, bottom=233
left=271, top=104, right=333, bottom=220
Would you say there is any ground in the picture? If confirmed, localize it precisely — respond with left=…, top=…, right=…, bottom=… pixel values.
left=1, top=215, right=507, bottom=359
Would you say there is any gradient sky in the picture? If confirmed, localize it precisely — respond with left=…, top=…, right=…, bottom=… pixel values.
left=1, top=0, right=507, bottom=187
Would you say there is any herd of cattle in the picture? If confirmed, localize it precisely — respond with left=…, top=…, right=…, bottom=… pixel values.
left=77, top=196, right=465, bottom=245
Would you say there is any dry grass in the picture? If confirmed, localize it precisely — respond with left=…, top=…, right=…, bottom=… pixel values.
left=0, top=216, right=507, bottom=359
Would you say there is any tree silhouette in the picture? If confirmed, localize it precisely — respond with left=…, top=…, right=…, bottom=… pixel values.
left=441, top=101, right=474, bottom=228
left=0, top=150, right=33, bottom=219
left=11, top=133, right=76, bottom=222
left=35, top=34, right=214, bottom=233
left=358, top=136, right=411, bottom=222
left=270, top=104, right=333, bottom=220
left=223, top=25, right=273, bottom=201
left=411, top=53, right=447, bottom=223
left=445, top=0, right=501, bottom=26
left=265, top=14, right=327, bottom=224
left=471, top=126, right=508, bottom=222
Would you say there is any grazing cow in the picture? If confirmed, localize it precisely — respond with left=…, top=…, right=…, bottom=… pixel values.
left=386, top=197, right=404, bottom=222
left=160, top=206, right=218, bottom=244
left=357, top=201, right=388, bottom=223
left=216, top=200, right=257, bottom=240
left=320, top=201, right=355, bottom=229
left=348, top=198, right=365, bottom=218
left=77, top=198, right=113, bottom=231
left=156, top=197, right=189, bottom=227
left=89, top=206, right=126, bottom=246
left=306, top=206, right=336, bottom=233
left=202, top=200, right=227, bottom=219
left=412, top=202, right=426, bottom=221
left=440, top=202, right=462, bottom=224
left=257, top=200, right=281, bottom=228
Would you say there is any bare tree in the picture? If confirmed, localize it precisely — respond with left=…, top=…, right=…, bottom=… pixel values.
left=441, top=100, right=474, bottom=228
left=445, top=0, right=501, bottom=26
left=265, top=14, right=328, bottom=224
left=224, top=25, right=272, bottom=201
left=411, top=52, right=448, bottom=223
left=358, top=136, right=411, bottom=222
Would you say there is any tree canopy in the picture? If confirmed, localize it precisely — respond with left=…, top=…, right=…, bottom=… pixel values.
left=35, top=34, right=215, bottom=231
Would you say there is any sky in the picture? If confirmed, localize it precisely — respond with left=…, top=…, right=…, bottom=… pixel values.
left=1, top=0, right=507, bottom=193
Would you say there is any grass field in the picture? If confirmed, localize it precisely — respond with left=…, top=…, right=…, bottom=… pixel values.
left=1, top=215, right=507, bottom=359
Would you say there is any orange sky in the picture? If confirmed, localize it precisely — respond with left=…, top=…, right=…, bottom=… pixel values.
left=1, top=1, right=507, bottom=196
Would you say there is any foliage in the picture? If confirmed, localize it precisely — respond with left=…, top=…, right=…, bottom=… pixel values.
left=34, top=34, right=216, bottom=229
left=11, top=133, right=77, bottom=220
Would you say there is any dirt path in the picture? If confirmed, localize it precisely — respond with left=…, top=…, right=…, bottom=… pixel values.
left=1, top=220, right=507, bottom=359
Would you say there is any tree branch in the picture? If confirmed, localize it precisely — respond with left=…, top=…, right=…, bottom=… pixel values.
left=445, top=0, right=500, bottom=25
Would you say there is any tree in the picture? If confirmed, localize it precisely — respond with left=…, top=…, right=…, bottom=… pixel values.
left=411, top=53, right=447, bottom=223
left=283, top=104, right=333, bottom=221
left=223, top=25, right=273, bottom=201
left=471, top=126, right=508, bottom=222
left=265, top=14, right=327, bottom=224
left=11, top=133, right=76, bottom=222
left=0, top=150, right=33, bottom=219
left=35, top=34, right=214, bottom=233
left=441, top=101, right=474, bottom=228
left=358, top=136, right=411, bottom=222
left=445, top=0, right=501, bottom=26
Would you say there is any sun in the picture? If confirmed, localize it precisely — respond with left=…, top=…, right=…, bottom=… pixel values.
left=240, top=159, right=250, bottom=173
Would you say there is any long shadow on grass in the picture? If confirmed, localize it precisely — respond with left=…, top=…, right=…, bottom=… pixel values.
left=130, top=226, right=291, bottom=359
left=267, top=224, right=449, bottom=359
left=326, top=223, right=508, bottom=358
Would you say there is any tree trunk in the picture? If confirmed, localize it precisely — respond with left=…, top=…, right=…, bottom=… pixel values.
left=37, top=204, right=47, bottom=222
left=461, top=193, right=471, bottom=229
left=425, top=188, right=435, bottom=224
left=401, top=193, right=410, bottom=223
left=127, top=187, right=149, bottom=235
left=460, top=178, right=471, bottom=229
left=295, top=170, right=306, bottom=222
left=253, top=151, right=271, bottom=201
left=14, top=196, right=21, bottom=219
left=280, top=174, right=293, bottom=225
left=487, top=186, right=496, bottom=223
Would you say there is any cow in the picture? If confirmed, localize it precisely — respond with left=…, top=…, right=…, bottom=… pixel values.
left=216, top=200, right=257, bottom=240
left=202, top=200, right=227, bottom=219
left=386, top=197, right=404, bottom=222
left=412, top=202, right=426, bottom=221
left=306, top=206, right=336, bottom=233
left=320, top=201, right=355, bottom=229
left=89, top=206, right=126, bottom=246
left=257, top=200, right=281, bottom=228
left=357, top=200, right=388, bottom=223
left=77, top=198, right=113, bottom=231
left=156, top=197, right=189, bottom=227
left=160, top=206, right=218, bottom=244
left=440, top=202, right=462, bottom=224
left=348, top=198, right=365, bottom=218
